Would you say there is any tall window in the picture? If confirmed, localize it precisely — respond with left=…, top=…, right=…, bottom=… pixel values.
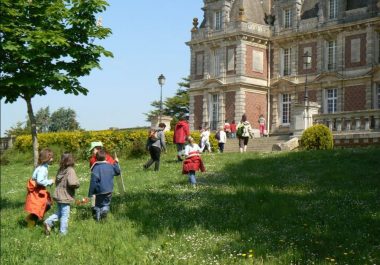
left=327, top=40, right=337, bottom=70
left=211, top=94, right=219, bottom=130
left=215, top=11, right=222, bottom=30
left=377, top=84, right=380, bottom=109
left=329, top=0, right=338, bottom=19
left=281, top=94, right=291, bottom=124
left=210, top=50, right=220, bottom=77
left=283, top=48, right=291, bottom=76
left=226, top=46, right=236, bottom=73
left=326, top=89, right=337, bottom=113
left=195, top=52, right=204, bottom=78
left=284, top=8, right=292, bottom=29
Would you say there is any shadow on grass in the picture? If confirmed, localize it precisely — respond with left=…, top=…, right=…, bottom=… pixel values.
left=0, top=197, right=25, bottom=211
left=111, top=148, right=380, bottom=263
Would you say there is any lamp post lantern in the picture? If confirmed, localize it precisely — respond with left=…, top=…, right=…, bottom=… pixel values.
left=303, top=51, right=312, bottom=104
left=157, top=74, right=166, bottom=123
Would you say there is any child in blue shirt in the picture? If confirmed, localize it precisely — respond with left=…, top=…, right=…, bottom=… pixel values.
left=88, top=149, right=120, bottom=221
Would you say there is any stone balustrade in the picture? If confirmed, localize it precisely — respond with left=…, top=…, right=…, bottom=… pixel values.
left=313, top=109, right=380, bottom=133
left=191, top=21, right=271, bottom=41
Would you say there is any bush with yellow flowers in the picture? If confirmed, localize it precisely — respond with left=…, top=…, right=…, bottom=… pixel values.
left=13, top=129, right=218, bottom=159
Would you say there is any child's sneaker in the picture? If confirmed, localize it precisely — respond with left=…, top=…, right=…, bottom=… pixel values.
left=44, top=223, right=51, bottom=235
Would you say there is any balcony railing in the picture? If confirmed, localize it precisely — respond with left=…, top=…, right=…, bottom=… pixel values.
left=191, top=21, right=271, bottom=41
left=313, top=109, right=380, bottom=133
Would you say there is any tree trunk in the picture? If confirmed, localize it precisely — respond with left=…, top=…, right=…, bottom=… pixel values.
left=25, top=97, right=39, bottom=167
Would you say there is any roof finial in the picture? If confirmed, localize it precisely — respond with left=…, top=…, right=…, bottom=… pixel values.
left=238, top=7, right=246, bottom=22
left=191, top=18, right=199, bottom=32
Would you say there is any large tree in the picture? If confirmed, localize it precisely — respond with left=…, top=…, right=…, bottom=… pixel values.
left=145, top=77, right=190, bottom=123
left=0, top=0, right=112, bottom=166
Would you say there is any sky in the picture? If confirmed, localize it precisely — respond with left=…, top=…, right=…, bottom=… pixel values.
left=0, top=0, right=204, bottom=136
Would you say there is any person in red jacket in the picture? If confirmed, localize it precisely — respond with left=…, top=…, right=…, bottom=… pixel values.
left=173, top=117, right=190, bottom=161
left=88, top=141, right=116, bottom=168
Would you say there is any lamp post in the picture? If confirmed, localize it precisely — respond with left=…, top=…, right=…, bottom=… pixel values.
left=157, top=74, right=166, bottom=123
left=303, top=51, right=312, bottom=128
left=303, top=51, right=312, bottom=104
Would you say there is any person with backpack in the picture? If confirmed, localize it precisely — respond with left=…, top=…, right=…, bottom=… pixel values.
left=216, top=126, right=227, bottom=153
left=88, top=149, right=120, bottom=221
left=237, top=114, right=254, bottom=153
left=143, top=123, right=167, bottom=171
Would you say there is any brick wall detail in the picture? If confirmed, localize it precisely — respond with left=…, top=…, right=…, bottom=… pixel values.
left=298, top=42, right=317, bottom=74
left=245, top=46, right=268, bottom=79
left=245, top=92, right=267, bottom=129
left=298, top=90, right=317, bottom=103
left=225, top=91, right=236, bottom=122
left=345, top=33, right=367, bottom=68
left=193, top=95, right=203, bottom=130
left=344, top=85, right=366, bottom=111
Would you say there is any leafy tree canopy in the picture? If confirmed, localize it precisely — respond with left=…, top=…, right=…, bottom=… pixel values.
left=0, top=0, right=112, bottom=165
left=49, top=107, right=80, bottom=132
left=0, top=0, right=113, bottom=103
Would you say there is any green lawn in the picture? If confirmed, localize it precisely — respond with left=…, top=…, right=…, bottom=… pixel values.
left=1, top=148, right=380, bottom=264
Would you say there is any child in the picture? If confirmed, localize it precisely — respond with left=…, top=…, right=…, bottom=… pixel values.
left=44, top=152, right=80, bottom=235
left=88, top=149, right=120, bottom=221
left=217, top=126, right=227, bottom=153
left=200, top=127, right=211, bottom=153
left=24, top=148, right=54, bottom=227
left=89, top=141, right=116, bottom=168
left=258, top=114, right=266, bottom=137
left=230, top=120, right=237, bottom=138
left=182, top=136, right=206, bottom=187
left=224, top=120, right=231, bottom=138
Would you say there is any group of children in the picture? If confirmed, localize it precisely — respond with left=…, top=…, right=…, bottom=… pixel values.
left=24, top=115, right=266, bottom=235
left=24, top=142, right=121, bottom=235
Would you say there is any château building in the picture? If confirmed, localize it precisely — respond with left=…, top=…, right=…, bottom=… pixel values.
left=187, top=0, right=380, bottom=136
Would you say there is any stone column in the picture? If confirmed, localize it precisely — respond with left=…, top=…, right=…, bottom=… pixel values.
left=235, top=88, right=245, bottom=123
left=202, top=91, right=209, bottom=127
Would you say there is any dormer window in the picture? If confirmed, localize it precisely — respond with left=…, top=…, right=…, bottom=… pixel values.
left=328, top=0, right=338, bottom=19
left=284, top=8, right=292, bottom=29
left=215, top=11, right=222, bottom=30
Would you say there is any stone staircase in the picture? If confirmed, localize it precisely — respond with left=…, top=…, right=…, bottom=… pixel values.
left=222, top=135, right=291, bottom=153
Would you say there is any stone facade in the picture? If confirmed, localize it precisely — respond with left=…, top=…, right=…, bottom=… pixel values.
left=187, top=0, right=380, bottom=134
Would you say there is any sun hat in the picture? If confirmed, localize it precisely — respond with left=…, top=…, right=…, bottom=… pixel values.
left=89, top=141, right=103, bottom=152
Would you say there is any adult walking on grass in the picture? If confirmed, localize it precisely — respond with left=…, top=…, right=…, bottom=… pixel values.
left=144, top=123, right=166, bottom=171
left=182, top=136, right=206, bottom=187
left=173, top=117, right=190, bottom=161
left=24, top=148, right=54, bottom=227
left=44, top=152, right=80, bottom=235
left=237, top=114, right=254, bottom=153
left=88, top=149, right=121, bottom=222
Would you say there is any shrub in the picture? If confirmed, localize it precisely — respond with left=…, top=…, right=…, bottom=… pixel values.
left=301, top=124, right=334, bottom=150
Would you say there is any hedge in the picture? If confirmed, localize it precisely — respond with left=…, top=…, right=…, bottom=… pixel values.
left=13, top=129, right=219, bottom=159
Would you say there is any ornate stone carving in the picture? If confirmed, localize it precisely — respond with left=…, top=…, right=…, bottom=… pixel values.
left=192, top=18, right=199, bottom=32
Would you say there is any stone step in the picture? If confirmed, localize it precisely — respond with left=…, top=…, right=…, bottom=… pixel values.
left=221, top=135, right=291, bottom=153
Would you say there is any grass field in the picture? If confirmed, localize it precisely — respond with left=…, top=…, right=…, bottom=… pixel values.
left=1, top=147, right=380, bottom=264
